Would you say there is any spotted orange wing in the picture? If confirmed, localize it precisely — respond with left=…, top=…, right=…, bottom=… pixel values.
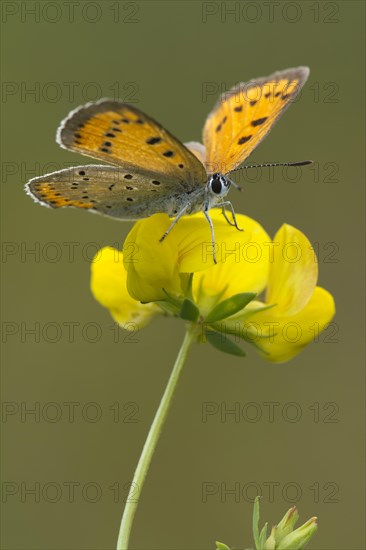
left=57, top=99, right=207, bottom=189
left=203, top=67, right=310, bottom=174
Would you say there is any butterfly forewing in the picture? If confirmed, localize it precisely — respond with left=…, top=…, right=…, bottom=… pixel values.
left=58, top=99, right=207, bottom=189
left=203, top=67, right=310, bottom=174
left=26, top=164, right=198, bottom=219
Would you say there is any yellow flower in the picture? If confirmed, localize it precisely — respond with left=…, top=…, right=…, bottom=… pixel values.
left=90, top=247, right=159, bottom=329
left=223, top=224, right=336, bottom=362
left=90, top=212, right=335, bottom=362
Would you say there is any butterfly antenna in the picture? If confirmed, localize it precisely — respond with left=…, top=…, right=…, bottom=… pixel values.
left=227, top=178, right=242, bottom=191
left=229, top=160, right=313, bottom=174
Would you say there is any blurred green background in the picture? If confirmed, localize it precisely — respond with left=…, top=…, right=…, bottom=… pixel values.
left=1, top=1, right=365, bottom=549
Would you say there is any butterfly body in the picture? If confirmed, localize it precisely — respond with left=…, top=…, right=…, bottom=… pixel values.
left=26, top=67, right=310, bottom=259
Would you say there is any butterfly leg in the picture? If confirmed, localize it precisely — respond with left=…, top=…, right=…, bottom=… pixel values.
left=203, top=209, right=217, bottom=264
left=219, top=201, right=244, bottom=232
left=159, top=203, right=190, bottom=242
left=221, top=206, right=236, bottom=227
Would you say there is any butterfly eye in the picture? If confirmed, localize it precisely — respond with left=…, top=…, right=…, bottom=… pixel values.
left=210, top=175, right=222, bottom=194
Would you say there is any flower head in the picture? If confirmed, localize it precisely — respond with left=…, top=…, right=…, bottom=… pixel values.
left=253, top=497, right=318, bottom=550
left=91, top=211, right=335, bottom=362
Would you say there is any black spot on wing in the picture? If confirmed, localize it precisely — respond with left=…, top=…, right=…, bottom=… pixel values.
left=238, top=135, right=252, bottom=145
left=216, top=116, right=228, bottom=132
left=146, top=137, right=162, bottom=145
left=251, top=117, right=268, bottom=127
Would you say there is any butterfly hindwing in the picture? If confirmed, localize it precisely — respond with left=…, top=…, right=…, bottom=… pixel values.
left=26, top=164, right=196, bottom=219
left=57, top=99, right=207, bottom=190
left=184, top=141, right=206, bottom=165
left=203, top=67, right=310, bottom=174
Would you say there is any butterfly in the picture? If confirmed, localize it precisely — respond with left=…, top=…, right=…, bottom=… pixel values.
left=26, top=67, right=310, bottom=262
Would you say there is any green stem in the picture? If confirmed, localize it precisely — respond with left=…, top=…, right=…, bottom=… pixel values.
left=116, top=324, right=197, bottom=550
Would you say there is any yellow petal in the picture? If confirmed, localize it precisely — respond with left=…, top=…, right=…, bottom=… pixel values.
left=173, top=211, right=251, bottom=272
left=123, top=215, right=182, bottom=303
left=249, top=286, right=336, bottom=363
left=266, top=224, right=318, bottom=316
left=123, top=210, right=270, bottom=305
left=91, top=247, right=159, bottom=328
left=178, top=211, right=271, bottom=303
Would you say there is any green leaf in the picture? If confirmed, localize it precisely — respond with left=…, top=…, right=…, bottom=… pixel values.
left=179, top=298, right=200, bottom=322
left=206, top=330, right=246, bottom=357
left=215, top=542, right=231, bottom=550
left=155, top=300, right=181, bottom=316
left=253, top=496, right=261, bottom=549
left=275, top=506, right=299, bottom=542
left=263, top=525, right=275, bottom=549
left=184, top=273, right=194, bottom=301
left=259, top=523, right=268, bottom=549
left=162, top=288, right=182, bottom=308
left=276, top=517, right=317, bottom=550
left=205, top=293, right=256, bottom=324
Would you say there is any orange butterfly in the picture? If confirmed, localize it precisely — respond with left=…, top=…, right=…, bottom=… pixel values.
left=26, top=67, right=310, bottom=262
